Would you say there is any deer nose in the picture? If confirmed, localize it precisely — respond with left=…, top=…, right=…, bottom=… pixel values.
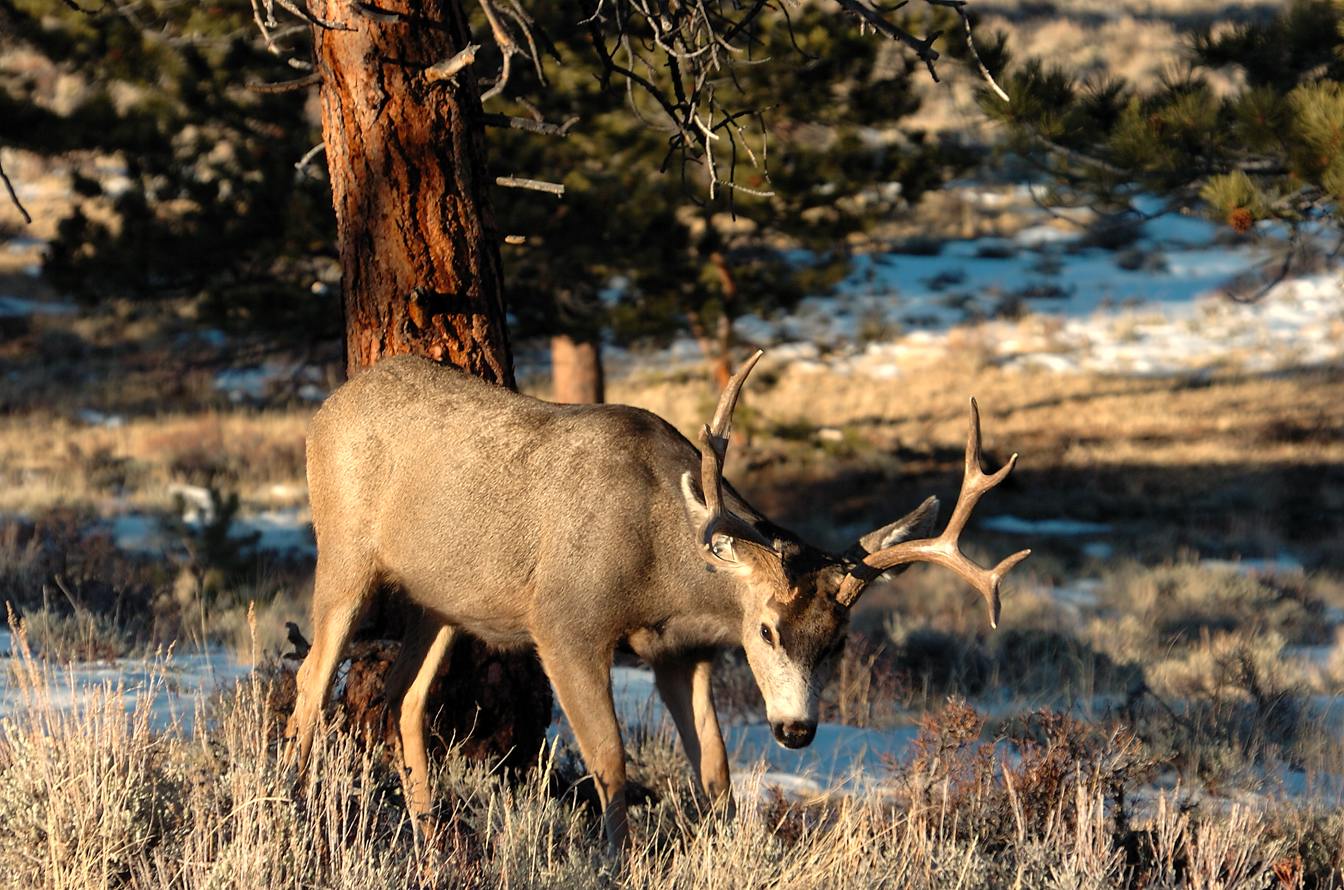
left=771, top=720, right=816, bottom=749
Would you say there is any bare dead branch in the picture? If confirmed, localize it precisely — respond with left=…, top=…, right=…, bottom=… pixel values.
left=943, top=1, right=1008, bottom=102
left=271, top=0, right=347, bottom=31
left=295, top=142, right=326, bottom=173
left=496, top=175, right=565, bottom=196
left=476, top=0, right=550, bottom=101
left=0, top=152, right=32, bottom=226
left=426, top=43, right=481, bottom=83
left=834, top=0, right=943, bottom=81
left=480, top=112, right=578, bottom=137
left=246, top=72, right=322, bottom=93
left=582, top=1, right=1002, bottom=198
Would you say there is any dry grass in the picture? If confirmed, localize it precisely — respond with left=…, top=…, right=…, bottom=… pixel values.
left=0, top=409, right=310, bottom=515
left=3, top=621, right=1341, bottom=889
left=604, top=352, right=1344, bottom=573
left=607, top=352, right=1344, bottom=472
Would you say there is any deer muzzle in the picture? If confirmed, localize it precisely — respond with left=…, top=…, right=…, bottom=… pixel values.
left=771, top=719, right=817, bottom=749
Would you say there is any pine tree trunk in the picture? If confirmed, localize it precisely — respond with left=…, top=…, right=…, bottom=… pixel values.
left=550, top=334, right=604, bottom=404
left=315, top=0, right=513, bottom=384
left=311, top=0, right=551, bottom=770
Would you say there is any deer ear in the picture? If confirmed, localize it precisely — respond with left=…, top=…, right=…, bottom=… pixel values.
left=844, top=496, right=940, bottom=571
left=680, top=471, right=713, bottom=529
left=680, top=472, right=767, bottom=573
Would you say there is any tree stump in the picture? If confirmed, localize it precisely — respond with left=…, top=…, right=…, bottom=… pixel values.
left=276, top=627, right=553, bottom=772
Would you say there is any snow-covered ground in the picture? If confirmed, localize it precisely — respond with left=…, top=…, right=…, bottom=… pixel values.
left=106, top=483, right=314, bottom=557
left=3, top=627, right=1340, bottom=807
left=585, top=207, right=1343, bottom=383
left=0, top=629, right=251, bottom=736
left=601, top=666, right=918, bottom=798
left=0, top=638, right=913, bottom=801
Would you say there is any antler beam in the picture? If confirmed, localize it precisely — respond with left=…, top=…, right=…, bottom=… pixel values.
left=836, top=398, right=1030, bottom=627
left=696, top=349, right=771, bottom=566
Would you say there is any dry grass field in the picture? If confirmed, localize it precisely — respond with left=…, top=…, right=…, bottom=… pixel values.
left=1, top=606, right=1340, bottom=888
left=2, top=1, right=1340, bottom=885
left=2, top=321, right=1342, bottom=885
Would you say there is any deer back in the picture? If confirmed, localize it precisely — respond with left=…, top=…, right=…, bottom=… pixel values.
left=305, top=355, right=744, bottom=645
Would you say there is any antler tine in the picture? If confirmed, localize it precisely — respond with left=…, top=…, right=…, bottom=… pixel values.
left=943, top=398, right=1018, bottom=540
left=836, top=398, right=1030, bottom=628
left=709, top=349, right=764, bottom=440
left=697, top=350, right=767, bottom=564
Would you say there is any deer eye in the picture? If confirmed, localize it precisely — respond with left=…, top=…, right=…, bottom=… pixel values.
left=759, top=624, right=775, bottom=647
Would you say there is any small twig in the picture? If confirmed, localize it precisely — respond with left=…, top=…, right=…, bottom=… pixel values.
left=495, top=175, right=564, bottom=196
left=295, top=142, right=326, bottom=172
left=0, top=152, right=31, bottom=225
left=723, top=180, right=774, bottom=198
left=426, top=43, right=480, bottom=82
left=272, top=0, right=348, bottom=30
left=1231, top=228, right=1299, bottom=305
left=948, top=4, right=1008, bottom=102
left=480, top=112, right=577, bottom=137
left=833, top=0, right=943, bottom=81
left=245, top=72, right=322, bottom=93
left=52, top=575, right=86, bottom=614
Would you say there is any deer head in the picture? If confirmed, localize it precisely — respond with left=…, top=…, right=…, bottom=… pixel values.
left=681, top=350, right=1030, bottom=749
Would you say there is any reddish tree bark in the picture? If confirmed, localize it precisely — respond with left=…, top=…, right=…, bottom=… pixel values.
left=315, top=0, right=513, bottom=383
left=550, top=334, right=604, bottom=404
left=311, top=0, right=550, bottom=768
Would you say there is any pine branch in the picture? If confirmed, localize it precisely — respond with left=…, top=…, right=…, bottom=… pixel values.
left=480, top=113, right=578, bottom=137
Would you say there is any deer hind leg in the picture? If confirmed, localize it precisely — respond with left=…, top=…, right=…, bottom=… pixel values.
left=287, top=554, right=374, bottom=778
left=382, top=616, right=456, bottom=839
left=654, top=657, right=733, bottom=811
left=537, top=639, right=628, bottom=852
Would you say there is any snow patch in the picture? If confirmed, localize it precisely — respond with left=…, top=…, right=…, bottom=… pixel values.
left=981, top=515, right=1112, bottom=536
left=77, top=409, right=126, bottom=428
left=1200, top=553, right=1305, bottom=576
left=110, top=506, right=314, bottom=556
left=214, top=362, right=327, bottom=404
left=0, top=295, right=76, bottom=317
left=0, top=648, right=252, bottom=735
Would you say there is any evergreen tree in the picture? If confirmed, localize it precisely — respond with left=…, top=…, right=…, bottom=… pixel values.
left=494, top=5, right=975, bottom=391
left=0, top=0, right=336, bottom=335
left=983, top=0, right=1344, bottom=247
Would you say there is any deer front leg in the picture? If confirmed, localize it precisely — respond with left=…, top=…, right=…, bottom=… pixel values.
left=688, top=658, right=733, bottom=810
left=537, top=640, right=629, bottom=852
left=653, top=657, right=732, bottom=810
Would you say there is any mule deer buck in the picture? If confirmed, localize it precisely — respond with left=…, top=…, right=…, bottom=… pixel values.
left=287, top=351, right=1029, bottom=850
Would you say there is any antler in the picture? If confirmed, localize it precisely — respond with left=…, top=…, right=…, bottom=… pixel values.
left=836, top=398, right=1030, bottom=627
left=697, top=349, right=772, bottom=566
